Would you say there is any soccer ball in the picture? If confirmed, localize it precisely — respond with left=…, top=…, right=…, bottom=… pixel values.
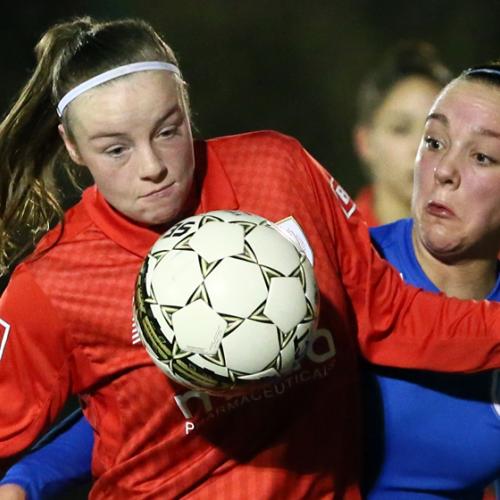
left=133, top=210, right=318, bottom=394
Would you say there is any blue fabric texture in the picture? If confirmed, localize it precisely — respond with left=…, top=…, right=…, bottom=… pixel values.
left=365, top=218, right=500, bottom=499
left=0, top=409, right=93, bottom=499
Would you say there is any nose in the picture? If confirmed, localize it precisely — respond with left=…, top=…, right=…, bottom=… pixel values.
left=138, top=144, right=167, bottom=181
left=433, top=152, right=461, bottom=189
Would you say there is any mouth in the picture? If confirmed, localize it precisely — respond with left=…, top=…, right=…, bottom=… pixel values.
left=141, top=183, right=175, bottom=198
left=426, top=200, right=455, bottom=218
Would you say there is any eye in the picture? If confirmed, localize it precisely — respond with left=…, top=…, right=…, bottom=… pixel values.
left=389, top=123, right=411, bottom=136
left=157, top=126, right=177, bottom=139
left=423, top=136, right=442, bottom=151
left=104, top=145, right=127, bottom=158
left=474, top=152, right=497, bottom=166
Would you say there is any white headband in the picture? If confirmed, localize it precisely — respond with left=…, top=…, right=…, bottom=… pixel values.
left=56, top=61, right=181, bottom=117
left=465, top=67, right=500, bottom=78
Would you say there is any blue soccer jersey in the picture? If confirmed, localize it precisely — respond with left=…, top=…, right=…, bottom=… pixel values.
left=365, top=218, right=500, bottom=499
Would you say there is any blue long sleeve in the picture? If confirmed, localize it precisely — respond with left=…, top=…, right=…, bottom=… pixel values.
left=0, top=409, right=93, bottom=499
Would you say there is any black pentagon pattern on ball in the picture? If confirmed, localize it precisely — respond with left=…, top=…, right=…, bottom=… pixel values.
left=133, top=211, right=318, bottom=394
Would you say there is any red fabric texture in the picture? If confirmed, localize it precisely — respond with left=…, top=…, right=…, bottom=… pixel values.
left=354, top=185, right=380, bottom=227
left=1, top=131, right=499, bottom=499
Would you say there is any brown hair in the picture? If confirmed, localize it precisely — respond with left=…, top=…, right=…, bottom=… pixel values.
left=356, top=40, right=452, bottom=125
left=0, top=17, right=188, bottom=274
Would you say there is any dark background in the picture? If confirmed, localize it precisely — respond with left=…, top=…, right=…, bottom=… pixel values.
left=3, top=1, right=500, bottom=195
left=2, top=2, right=500, bottom=498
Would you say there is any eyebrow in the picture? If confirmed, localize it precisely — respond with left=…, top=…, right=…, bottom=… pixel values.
left=426, top=112, right=500, bottom=139
left=88, top=104, right=182, bottom=141
left=476, top=126, right=500, bottom=140
left=425, top=113, right=448, bottom=126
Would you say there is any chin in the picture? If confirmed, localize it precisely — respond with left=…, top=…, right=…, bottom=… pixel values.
left=424, top=237, right=463, bottom=260
left=128, top=212, right=167, bottom=227
left=145, top=215, right=174, bottom=227
left=420, top=226, right=458, bottom=250
left=148, top=208, right=185, bottom=227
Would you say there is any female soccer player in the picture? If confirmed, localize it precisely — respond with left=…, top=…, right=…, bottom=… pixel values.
left=0, top=17, right=499, bottom=499
left=354, top=41, right=451, bottom=225
left=364, top=65, right=500, bottom=498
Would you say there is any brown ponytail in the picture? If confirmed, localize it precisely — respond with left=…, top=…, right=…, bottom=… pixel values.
left=0, top=17, right=187, bottom=274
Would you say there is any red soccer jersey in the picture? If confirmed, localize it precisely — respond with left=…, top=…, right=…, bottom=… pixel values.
left=354, top=185, right=380, bottom=227
left=0, top=131, right=499, bottom=499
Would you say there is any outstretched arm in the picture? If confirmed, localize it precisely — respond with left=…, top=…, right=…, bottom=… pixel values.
left=295, top=142, right=500, bottom=372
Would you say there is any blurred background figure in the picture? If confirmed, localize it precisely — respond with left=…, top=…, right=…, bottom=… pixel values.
left=353, top=41, right=452, bottom=226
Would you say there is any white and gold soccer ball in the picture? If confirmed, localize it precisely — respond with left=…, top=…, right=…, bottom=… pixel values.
left=134, top=210, right=318, bottom=394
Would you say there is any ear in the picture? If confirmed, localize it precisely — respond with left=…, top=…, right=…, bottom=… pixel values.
left=353, top=125, right=373, bottom=164
left=58, top=124, right=85, bottom=166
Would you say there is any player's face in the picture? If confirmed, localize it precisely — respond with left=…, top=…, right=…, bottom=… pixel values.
left=412, top=79, right=500, bottom=260
left=359, top=76, right=441, bottom=207
left=59, top=71, right=195, bottom=226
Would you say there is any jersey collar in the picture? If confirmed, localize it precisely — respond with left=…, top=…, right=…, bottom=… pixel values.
left=81, top=140, right=238, bottom=257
